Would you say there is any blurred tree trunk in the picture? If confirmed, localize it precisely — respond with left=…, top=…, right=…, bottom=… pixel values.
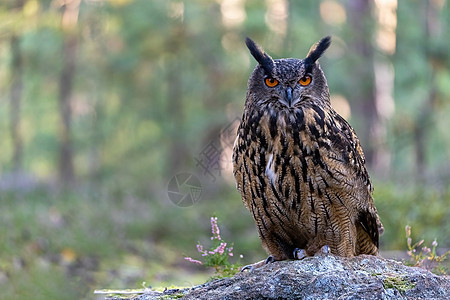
left=165, top=21, right=190, bottom=178
left=345, top=0, right=380, bottom=170
left=58, top=35, right=77, bottom=186
left=9, top=0, right=25, bottom=173
left=58, top=0, right=80, bottom=187
left=166, top=59, right=188, bottom=177
left=10, top=36, right=23, bottom=172
left=413, top=81, right=435, bottom=182
left=413, top=0, right=440, bottom=182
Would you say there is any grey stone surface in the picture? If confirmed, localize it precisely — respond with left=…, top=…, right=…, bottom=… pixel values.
left=103, top=254, right=449, bottom=300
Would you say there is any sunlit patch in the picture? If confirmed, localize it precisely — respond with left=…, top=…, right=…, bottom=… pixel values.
left=374, top=0, right=397, bottom=54
left=330, top=94, right=351, bottom=120
left=265, top=0, right=288, bottom=36
left=320, top=1, right=346, bottom=25
left=220, top=0, right=246, bottom=28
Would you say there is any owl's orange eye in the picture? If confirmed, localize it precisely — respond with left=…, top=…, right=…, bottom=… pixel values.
left=265, top=77, right=279, bottom=87
left=299, top=75, right=312, bottom=86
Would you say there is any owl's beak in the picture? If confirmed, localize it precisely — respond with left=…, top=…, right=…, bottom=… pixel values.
left=285, top=87, right=293, bottom=105
left=282, top=86, right=300, bottom=107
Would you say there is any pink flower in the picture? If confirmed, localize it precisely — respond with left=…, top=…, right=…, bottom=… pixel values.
left=211, top=217, right=221, bottom=240
left=196, top=244, right=206, bottom=255
left=185, top=257, right=203, bottom=265
left=218, top=242, right=227, bottom=255
left=432, top=240, right=438, bottom=248
left=209, top=242, right=227, bottom=255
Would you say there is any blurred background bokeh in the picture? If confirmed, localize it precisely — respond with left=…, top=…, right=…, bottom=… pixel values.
left=0, top=0, right=449, bottom=299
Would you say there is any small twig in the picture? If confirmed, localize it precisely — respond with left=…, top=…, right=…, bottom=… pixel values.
left=93, top=289, right=147, bottom=295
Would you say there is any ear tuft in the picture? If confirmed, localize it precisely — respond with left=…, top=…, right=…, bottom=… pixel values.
left=245, top=37, right=275, bottom=75
left=304, top=36, right=331, bottom=67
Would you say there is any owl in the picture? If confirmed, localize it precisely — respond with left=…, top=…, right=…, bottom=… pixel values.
left=233, top=36, right=383, bottom=263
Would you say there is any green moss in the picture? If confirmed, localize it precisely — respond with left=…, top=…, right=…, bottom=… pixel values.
left=382, top=276, right=416, bottom=293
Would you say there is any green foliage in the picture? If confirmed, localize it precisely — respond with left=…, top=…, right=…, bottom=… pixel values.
left=185, top=217, right=242, bottom=279
left=374, top=183, right=450, bottom=250
left=0, top=189, right=211, bottom=299
left=404, top=225, right=449, bottom=275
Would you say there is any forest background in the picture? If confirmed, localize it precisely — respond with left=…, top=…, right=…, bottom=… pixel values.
left=0, top=0, right=449, bottom=299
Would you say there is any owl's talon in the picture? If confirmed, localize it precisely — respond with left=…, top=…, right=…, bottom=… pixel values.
left=240, top=265, right=254, bottom=272
left=240, top=258, right=268, bottom=272
left=293, top=248, right=307, bottom=260
left=313, top=245, right=330, bottom=256
left=265, top=255, right=276, bottom=264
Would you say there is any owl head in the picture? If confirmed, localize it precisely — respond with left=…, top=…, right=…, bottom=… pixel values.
left=245, top=36, right=331, bottom=110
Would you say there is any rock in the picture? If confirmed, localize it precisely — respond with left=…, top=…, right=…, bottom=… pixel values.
left=100, top=254, right=449, bottom=299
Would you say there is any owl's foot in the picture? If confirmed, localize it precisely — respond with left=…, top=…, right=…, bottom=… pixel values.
left=265, top=255, right=276, bottom=264
left=240, top=255, right=276, bottom=272
left=312, top=245, right=330, bottom=256
left=293, top=248, right=307, bottom=260
left=320, top=245, right=330, bottom=254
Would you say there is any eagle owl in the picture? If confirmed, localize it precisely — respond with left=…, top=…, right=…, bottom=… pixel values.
left=233, top=36, right=383, bottom=262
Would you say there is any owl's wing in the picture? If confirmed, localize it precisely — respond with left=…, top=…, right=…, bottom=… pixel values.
left=321, top=111, right=383, bottom=247
left=326, top=112, right=372, bottom=192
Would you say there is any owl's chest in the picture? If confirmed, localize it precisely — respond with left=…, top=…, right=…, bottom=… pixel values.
left=236, top=109, right=330, bottom=190
left=240, top=107, right=328, bottom=161
left=233, top=108, right=334, bottom=221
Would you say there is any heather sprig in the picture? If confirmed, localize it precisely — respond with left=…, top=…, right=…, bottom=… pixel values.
left=211, top=216, right=221, bottom=240
left=185, top=216, right=242, bottom=278
left=405, top=225, right=449, bottom=274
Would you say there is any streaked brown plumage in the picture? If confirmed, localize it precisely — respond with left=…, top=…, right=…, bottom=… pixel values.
left=233, top=36, right=383, bottom=262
